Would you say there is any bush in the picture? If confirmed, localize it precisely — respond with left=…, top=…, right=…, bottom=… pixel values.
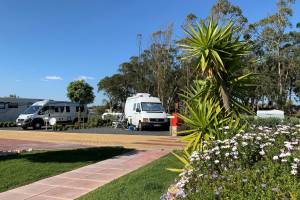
left=0, top=121, right=17, bottom=128
left=74, top=122, right=80, bottom=129
left=162, top=124, right=300, bottom=199
left=86, top=116, right=112, bottom=128
left=241, top=116, right=300, bottom=128
left=9, top=121, right=16, bottom=127
left=3, top=122, right=9, bottom=127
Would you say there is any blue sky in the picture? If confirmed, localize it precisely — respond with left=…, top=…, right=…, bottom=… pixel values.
left=0, top=0, right=299, bottom=105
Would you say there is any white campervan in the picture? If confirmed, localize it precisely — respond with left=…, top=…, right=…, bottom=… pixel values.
left=16, top=100, right=88, bottom=129
left=124, top=93, right=168, bottom=130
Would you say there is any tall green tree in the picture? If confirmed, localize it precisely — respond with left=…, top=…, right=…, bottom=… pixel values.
left=179, top=19, right=251, bottom=113
left=247, top=0, right=297, bottom=108
left=67, top=80, right=95, bottom=124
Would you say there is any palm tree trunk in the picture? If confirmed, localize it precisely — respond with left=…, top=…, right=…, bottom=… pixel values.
left=220, top=82, right=231, bottom=111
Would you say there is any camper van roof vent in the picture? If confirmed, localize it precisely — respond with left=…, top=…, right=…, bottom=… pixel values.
left=136, top=93, right=151, bottom=97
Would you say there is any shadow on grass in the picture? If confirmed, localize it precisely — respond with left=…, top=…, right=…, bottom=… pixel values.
left=0, top=147, right=135, bottom=163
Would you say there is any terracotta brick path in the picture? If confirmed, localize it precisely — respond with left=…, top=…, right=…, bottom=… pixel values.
left=0, top=149, right=169, bottom=200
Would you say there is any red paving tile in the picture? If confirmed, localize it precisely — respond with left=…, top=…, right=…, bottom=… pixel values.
left=40, top=187, right=90, bottom=199
left=10, top=183, right=55, bottom=195
left=0, top=149, right=170, bottom=200
left=25, top=195, right=67, bottom=200
left=0, top=192, right=32, bottom=200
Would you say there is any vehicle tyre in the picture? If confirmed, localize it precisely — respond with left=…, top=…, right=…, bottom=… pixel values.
left=138, top=121, right=143, bottom=131
left=33, top=121, right=42, bottom=130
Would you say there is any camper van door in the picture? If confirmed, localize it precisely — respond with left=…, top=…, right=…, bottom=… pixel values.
left=132, top=102, right=141, bottom=126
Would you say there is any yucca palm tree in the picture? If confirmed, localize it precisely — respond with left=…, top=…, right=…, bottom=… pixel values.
left=179, top=19, right=251, bottom=112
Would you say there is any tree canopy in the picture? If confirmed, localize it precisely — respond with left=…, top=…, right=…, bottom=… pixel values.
left=67, top=80, right=95, bottom=105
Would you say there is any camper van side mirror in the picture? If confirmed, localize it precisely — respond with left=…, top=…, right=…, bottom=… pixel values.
left=136, top=108, right=141, bottom=112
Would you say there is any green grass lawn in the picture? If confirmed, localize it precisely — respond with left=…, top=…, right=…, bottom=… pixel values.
left=79, top=153, right=181, bottom=200
left=0, top=147, right=130, bottom=192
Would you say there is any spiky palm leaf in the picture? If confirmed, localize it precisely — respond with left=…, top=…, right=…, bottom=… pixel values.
left=179, top=19, right=252, bottom=111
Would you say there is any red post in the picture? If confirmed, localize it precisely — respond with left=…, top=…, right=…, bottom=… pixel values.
left=170, top=113, right=178, bottom=136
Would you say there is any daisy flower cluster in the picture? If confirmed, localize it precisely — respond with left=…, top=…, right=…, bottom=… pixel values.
left=162, top=123, right=300, bottom=200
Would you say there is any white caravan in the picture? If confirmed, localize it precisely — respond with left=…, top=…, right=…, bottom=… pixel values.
left=0, top=97, right=42, bottom=121
left=16, top=100, right=88, bottom=129
left=124, top=93, right=168, bottom=130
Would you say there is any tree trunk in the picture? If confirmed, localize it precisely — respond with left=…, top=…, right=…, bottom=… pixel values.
left=220, top=82, right=231, bottom=111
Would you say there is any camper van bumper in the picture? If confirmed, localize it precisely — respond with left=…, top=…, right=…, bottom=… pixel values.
left=141, top=122, right=169, bottom=128
left=16, top=118, right=32, bottom=127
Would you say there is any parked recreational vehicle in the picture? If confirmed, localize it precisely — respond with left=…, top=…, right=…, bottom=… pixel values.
left=0, top=97, right=42, bottom=121
left=124, top=93, right=168, bottom=130
left=16, top=100, right=88, bottom=129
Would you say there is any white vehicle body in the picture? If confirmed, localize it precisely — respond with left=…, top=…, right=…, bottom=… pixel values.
left=101, top=112, right=123, bottom=120
left=124, top=93, right=168, bottom=130
left=0, top=97, right=42, bottom=121
left=257, top=109, right=284, bottom=119
left=16, top=100, right=88, bottom=129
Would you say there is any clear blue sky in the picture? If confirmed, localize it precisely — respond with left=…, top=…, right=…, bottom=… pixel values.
left=0, top=0, right=299, bottom=105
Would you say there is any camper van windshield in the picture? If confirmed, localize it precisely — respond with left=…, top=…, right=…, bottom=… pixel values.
left=141, top=102, right=164, bottom=112
left=23, top=106, right=42, bottom=114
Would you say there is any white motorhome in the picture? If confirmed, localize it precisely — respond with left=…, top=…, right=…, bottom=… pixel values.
left=0, top=97, right=42, bottom=121
left=124, top=93, right=168, bottom=130
left=16, top=100, right=88, bottom=129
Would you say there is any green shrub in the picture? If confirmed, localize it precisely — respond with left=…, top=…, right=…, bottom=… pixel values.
left=241, top=116, right=300, bottom=128
left=65, top=125, right=74, bottom=130
left=163, top=124, right=300, bottom=199
left=9, top=121, right=16, bottom=127
left=284, top=117, right=300, bottom=125
left=52, top=124, right=58, bottom=131
left=74, top=122, right=80, bottom=129
left=3, top=122, right=9, bottom=127
left=0, top=122, right=3, bottom=128
left=86, top=116, right=112, bottom=128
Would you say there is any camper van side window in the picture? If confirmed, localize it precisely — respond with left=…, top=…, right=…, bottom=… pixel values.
left=0, top=102, right=5, bottom=109
left=66, top=106, right=70, bottom=112
left=40, top=106, right=49, bottom=114
left=49, top=106, right=55, bottom=113
left=8, top=102, right=18, bottom=108
left=54, top=107, right=59, bottom=112
left=133, top=103, right=136, bottom=111
left=59, top=106, right=64, bottom=113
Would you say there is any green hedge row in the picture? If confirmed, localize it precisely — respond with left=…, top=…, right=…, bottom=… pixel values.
left=0, top=121, right=17, bottom=128
left=241, top=116, right=300, bottom=128
left=51, top=117, right=112, bottom=131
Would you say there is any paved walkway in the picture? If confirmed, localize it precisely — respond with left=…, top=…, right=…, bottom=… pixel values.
left=0, top=149, right=169, bottom=200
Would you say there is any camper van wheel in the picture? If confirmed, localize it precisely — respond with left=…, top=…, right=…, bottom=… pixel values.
left=33, top=122, right=42, bottom=130
left=138, top=121, right=143, bottom=131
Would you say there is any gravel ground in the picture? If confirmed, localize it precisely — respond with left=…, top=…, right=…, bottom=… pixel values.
left=0, top=127, right=170, bottom=136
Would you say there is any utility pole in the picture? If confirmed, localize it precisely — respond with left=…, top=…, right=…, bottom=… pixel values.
left=137, top=34, right=142, bottom=92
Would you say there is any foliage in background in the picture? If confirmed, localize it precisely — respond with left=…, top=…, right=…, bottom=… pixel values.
left=67, top=80, right=95, bottom=105
left=97, top=0, right=300, bottom=114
